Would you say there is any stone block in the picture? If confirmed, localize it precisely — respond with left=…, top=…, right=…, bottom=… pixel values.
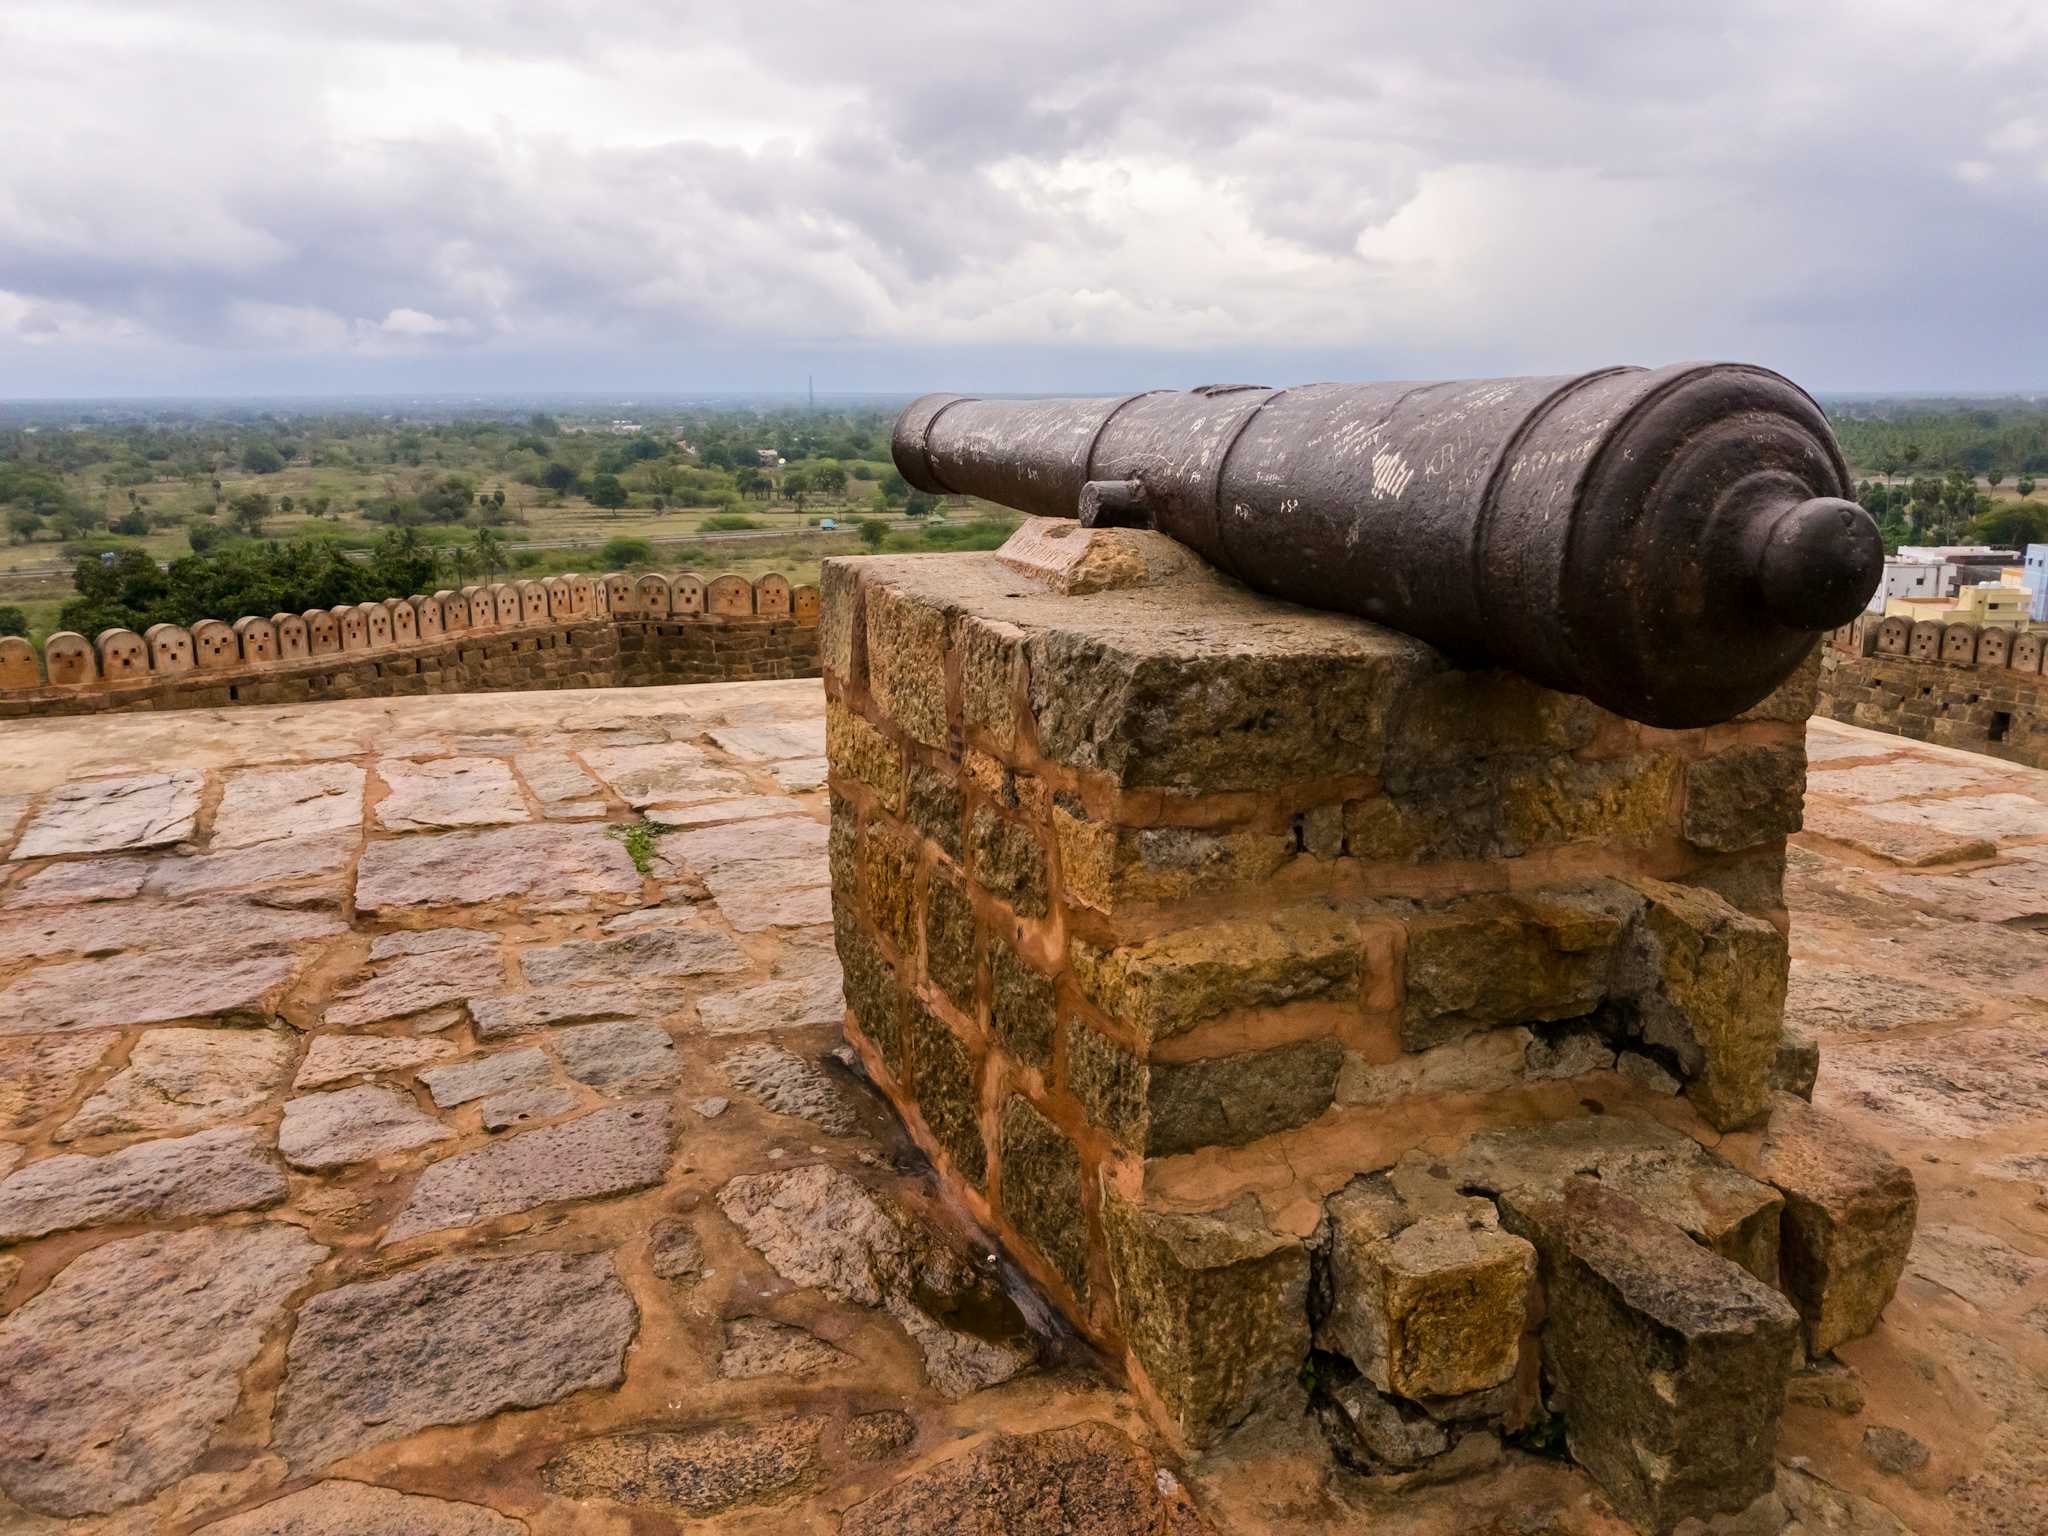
left=1402, top=883, right=1636, bottom=1050
left=865, top=581, right=952, bottom=749
left=1145, top=1037, right=1343, bottom=1155
left=1056, top=820, right=1296, bottom=911
left=1355, top=752, right=1676, bottom=863
left=860, top=821, right=919, bottom=955
left=1319, top=1178, right=1532, bottom=1400
left=987, top=940, right=1056, bottom=1071
left=1102, top=1189, right=1310, bottom=1448
left=1749, top=1094, right=1917, bottom=1356
left=826, top=700, right=904, bottom=812
left=905, top=761, right=963, bottom=863
left=908, top=1000, right=985, bottom=1188
left=966, top=806, right=1047, bottom=918
left=1070, top=906, right=1359, bottom=1046
left=922, top=862, right=977, bottom=1010
left=838, top=918, right=905, bottom=1076
left=1499, top=1179, right=1799, bottom=1535
left=996, top=1096, right=1089, bottom=1301
left=1336, top=1028, right=1531, bottom=1106
left=1772, top=1022, right=1819, bottom=1101
left=959, top=616, right=1025, bottom=751
left=1684, top=743, right=1805, bottom=853
left=1621, top=877, right=1787, bottom=1131
left=1068, top=1019, right=1147, bottom=1149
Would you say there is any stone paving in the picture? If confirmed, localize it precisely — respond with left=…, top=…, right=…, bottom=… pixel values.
left=0, top=686, right=2042, bottom=1534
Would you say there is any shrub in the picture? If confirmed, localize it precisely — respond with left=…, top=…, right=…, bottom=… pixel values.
left=0, top=606, right=27, bottom=638
left=700, top=513, right=763, bottom=531
left=600, top=536, right=655, bottom=568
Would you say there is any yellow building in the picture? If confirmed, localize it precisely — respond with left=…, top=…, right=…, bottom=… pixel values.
left=1885, top=582, right=2036, bottom=628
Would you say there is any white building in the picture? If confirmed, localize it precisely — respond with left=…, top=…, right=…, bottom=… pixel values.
left=2027, top=545, right=2048, bottom=624
left=1867, top=558, right=1953, bottom=614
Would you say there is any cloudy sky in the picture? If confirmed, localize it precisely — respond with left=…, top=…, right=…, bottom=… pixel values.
left=2, top=1, right=2044, bottom=398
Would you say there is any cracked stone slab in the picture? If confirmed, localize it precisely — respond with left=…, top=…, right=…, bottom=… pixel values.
left=212, top=763, right=365, bottom=849
left=1785, top=962, right=1971, bottom=1036
left=193, top=1480, right=528, bottom=1535
left=581, top=743, right=750, bottom=807
left=720, top=1043, right=857, bottom=1133
left=707, top=721, right=826, bottom=761
left=703, top=865, right=834, bottom=932
left=271, top=1250, right=636, bottom=1474
left=0, top=943, right=307, bottom=1038
left=326, top=928, right=505, bottom=1027
left=0, top=1031, right=118, bottom=1131
left=355, top=823, right=641, bottom=913
left=58, top=1026, right=296, bottom=1141
left=556, top=1019, right=678, bottom=1092
left=659, top=816, right=829, bottom=875
left=376, top=757, right=532, bottom=832
left=520, top=922, right=747, bottom=985
left=0, top=1125, right=286, bottom=1243
left=144, top=834, right=356, bottom=904
left=0, top=899, right=344, bottom=965
left=717, top=1315, right=854, bottom=1379
left=696, top=975, right=845, bottom=1034
left=0, top=1223, right=325, bottom=1518
left=470, top=983, right=645, bottom=1042
left=480, top=1082, right=579, bottom=1130
left=385, top=1100, right=673, bottom=1243
left=647, top=796, right=812, bottom=829
left=9, top=771, right=204, bottom=860
left=516, top=752, right=603, bottom=808
left=279, top=1084, right=455, bottom=1170
left=419, top=1047, right=552, bottom=1108
left=2, top=856, right=150, bottom=906
left=296, top=1034, right=460, bottom=1088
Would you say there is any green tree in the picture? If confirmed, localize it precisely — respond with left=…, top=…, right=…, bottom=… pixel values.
left=472, top=526, right=508, bottom=581
left=6, top=507, right=41, bottom=543
left=856, top=517, right=889, bottom=548
left=371, top=526, right=438, bottom=595
left=588, top=473, right=629, bottom=511
left=539, top=461, right=579, bottom=496
left=228, top=492, right=271, bottom=537
left=600, top=535, right=654, bottom=568
left=1988, top=468, right=2006, bottom=488
left=2019, top=476, right=2038, bottom=499
left=0, top=606, right=27, bottom=638
left=810, top=463, right=847, bottom=498
left=784, top=467, right=811, bottom=513
left=240, top=441, right=285, bottom=475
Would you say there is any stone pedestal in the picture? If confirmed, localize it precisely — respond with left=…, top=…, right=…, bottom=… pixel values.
left=823, top=520, right=1915, bottom=1534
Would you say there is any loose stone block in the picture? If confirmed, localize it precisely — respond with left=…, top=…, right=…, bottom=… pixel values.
left=1499, top=1179, right=1799, bottom=1535
left=1749, top=1093, right=1917, bottom=1355
left=1102, top=1189, right=1310, bottom=1448
left=997, top=1095, right=1090, bottom=1300
left=1320, top=1178, right=1534, bottom=1400
left=1402, top=884, right=1634, bottom=1050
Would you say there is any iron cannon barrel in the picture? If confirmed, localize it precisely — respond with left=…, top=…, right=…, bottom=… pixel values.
left=891, top=364, right=1882, bottom=728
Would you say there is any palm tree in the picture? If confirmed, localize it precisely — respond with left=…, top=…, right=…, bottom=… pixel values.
left=444, top=546, right=474, bottom=586
left=472, top=527, right=507, bottom=581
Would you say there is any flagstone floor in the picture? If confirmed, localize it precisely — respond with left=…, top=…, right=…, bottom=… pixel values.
left=0, top=686, right=2042, bottom=1535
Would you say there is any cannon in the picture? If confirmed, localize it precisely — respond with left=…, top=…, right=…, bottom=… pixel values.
left=891, top=364, right=1882, bottom=728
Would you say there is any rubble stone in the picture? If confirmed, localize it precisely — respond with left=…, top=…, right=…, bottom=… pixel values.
left=11, top=771, right=203, bottom=859
left=721, top=1042, right=855, bottom=1133
left=558, top=1018, right=678, bottom=1092
left=295, top=1033, right=459, bottom=1087
left=354, top=823, right=641, bottom=912
left=193, top=1481, right=525, bottom=1535
left=1402, top=885, right=1632, bottom=1050
left=541, top=1418, right=825, bottom=1518
left=58, top=1026, right=295, bottom=1139
left=521, top=922, right=747, bottom=984
left=279, top=1084, right=455, bottom=1169
left=419, top=1048, right=551, bottom=1107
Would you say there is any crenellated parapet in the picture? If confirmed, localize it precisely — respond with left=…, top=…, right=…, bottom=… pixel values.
left=0, top=569, right=822, bottom=716
left=1820, top=611, right=2048, bottom=767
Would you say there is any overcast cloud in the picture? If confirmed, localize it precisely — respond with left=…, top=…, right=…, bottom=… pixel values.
left=3, top=0, right=2045, bottom=396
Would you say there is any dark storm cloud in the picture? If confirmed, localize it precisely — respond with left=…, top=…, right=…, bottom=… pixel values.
left=1, top=0, right=2044, bottom=395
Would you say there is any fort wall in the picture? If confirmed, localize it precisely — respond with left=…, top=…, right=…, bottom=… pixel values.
left=0, top=570, right=821, bottom=718
left=1816, top=610, right=2048, bottom=768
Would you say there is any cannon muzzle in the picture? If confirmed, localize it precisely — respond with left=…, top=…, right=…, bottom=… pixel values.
left=891, top=365, right=1881, bottom=727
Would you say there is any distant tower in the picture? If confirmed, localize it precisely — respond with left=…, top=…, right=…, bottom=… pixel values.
left=808, top=373, right=815, bottom=411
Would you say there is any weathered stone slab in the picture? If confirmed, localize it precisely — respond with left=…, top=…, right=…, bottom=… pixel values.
left=272, top=1250, right=636, bottom=1473
left=1860, top=791, right=2046, bottom=841
left=3, top=855, right=149, bottom=905
left=541, top=1419, right=825, bottom=1519
left=703, top=869, right=833, bottom=931
left=10, top=771, right=204, bottom=860
left=718, top=1315, right=854, bottom=1379
left=764, top=756, right=829, bottom=792
left=1878, top=847, right=2048, bottom=925
left=647, top=795, right=809, bottom=828
left=1800, top=799, right=1997, bottom=866
left=58, top=1026, right=296, bottom=1140
left=0, top=942, right=303, bottom=1037
left=720, top=1043, right=854, bottom=1133
left=212, top=764, right=364, bottom=849
left=144, top=834, right=356, bottom=903
left=839, top=1422, right=1215, bottom=1536
left=1809, top=757, right=1998, bottom=801
left=1748, top=1093, right=1918, bottom=1355
left=355, top=823, right=641, bottom=912
left=708, top=720, right=826, bottom=760
left=295, top=1033, right=459, bottom=1088
left=279, top=1084, right=455, bottom=1170
left=558, top=1019, right=679, bottom=1092
left=1101, top=1189, right=1309, bottom=1448
left=515, top=751, right=602, bottom=808
left=418, top=1048, right=551, bottom=1107
left=0, top=1125, right=286, bottom=1241
left=0, top=1223, right=325, bottom=1517
left=696, top=974, right=844, bottom=1034
left=480, top=1083, right=578, bottom=1130
left=660, top=815, right=829, bottom=872
left=194, top=1480, right=527, bottom=1535
left=1498, top=1179, right=1799, bottom=1534
left=582, top=743, right=749, bottom=807
left=521, top=922, right=747, bottom=985
left=385, top=1101, right=672, bottom=1243
left=376, top=757, right=531, bottom=832
left=326, top=928, right=505, bottom=1026
left=0, top=896, right=342, bottom=965
left=716, top=1163, right=1034, bottom=1398
left=470, top=983, right=644, bottom=1041
left=0, top=1030, right=117, bottom=1131
left=1786, top=961, right=1966, bottom=1036
left=1403, top=885, right=1633, bottom=1050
